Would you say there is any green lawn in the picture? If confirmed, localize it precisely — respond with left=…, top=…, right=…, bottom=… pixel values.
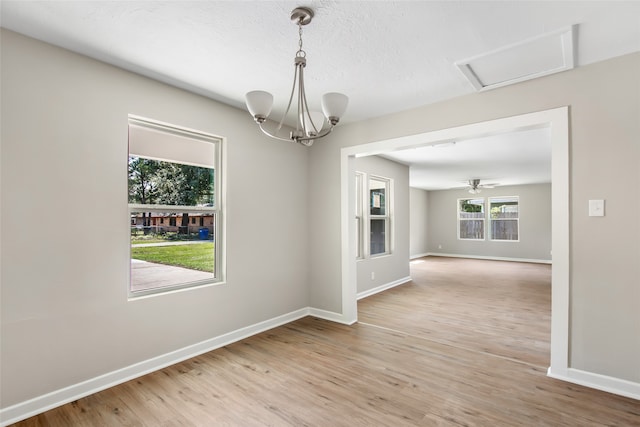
left=130, top=238, right=169, bottom=244
left=131, top=243, right=214, bottom=272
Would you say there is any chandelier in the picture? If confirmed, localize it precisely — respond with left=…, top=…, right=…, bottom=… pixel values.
left=245, top=7, right=349, bottom=147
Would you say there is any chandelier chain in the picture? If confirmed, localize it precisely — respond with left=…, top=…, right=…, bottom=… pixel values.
left=296, top=21, right=306, bottom=58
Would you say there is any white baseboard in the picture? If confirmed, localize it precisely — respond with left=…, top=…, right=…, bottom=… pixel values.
left=425, top=252, right=552, bottom=264
left=357, top=276, right=412, bottom=300
left=5, top=308, right=637, bottom=426
left=547, top=367, right=640, bottom=401
left=410, top=252, right=430, bottom=260
left=308, top=307, right=356, bottom=325
left=0, top=306, right=344, bottom=426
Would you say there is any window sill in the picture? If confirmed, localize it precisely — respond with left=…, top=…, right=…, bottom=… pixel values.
left=128, top=279, right=226, bottom=301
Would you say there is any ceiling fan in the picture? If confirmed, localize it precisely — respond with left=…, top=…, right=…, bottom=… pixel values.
left=465, top=179, right=497, bottom=194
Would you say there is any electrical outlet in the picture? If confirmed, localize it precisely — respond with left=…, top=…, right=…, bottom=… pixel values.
left=371, top=272, right=375, bottom=280
left=438, top=244, right=442, bottom=249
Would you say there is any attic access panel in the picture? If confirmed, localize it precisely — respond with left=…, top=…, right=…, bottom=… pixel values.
left=456, top=25, right=577, bottom=91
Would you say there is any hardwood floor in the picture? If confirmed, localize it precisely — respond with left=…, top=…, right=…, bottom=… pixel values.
left=9, top=257, right=640, bottom=426
left=359, top=257, right=552, bottom=367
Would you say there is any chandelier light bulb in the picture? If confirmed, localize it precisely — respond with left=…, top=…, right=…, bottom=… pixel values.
left=245, top=91, right=274, bottom=123
left=321, top=93, right=349, bottom=125
left=304, top=111, right=326, bottom=136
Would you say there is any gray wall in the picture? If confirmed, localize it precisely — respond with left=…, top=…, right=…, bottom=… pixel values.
left=307, top=52, right=640, bottom=383
left=409, top=188, right=429, bottom=258
left=354, top=156, right=410, bottom=294
left=1, top=30, right=310, bottom=407
left=1, top=28, right=639, bottom=411
left=427, top=184, right=551, bottom=261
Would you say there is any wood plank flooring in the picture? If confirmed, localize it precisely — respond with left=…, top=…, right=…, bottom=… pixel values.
left=359, top=256, right=552, bottom=367
left=9, top=257, right=640, bottom=426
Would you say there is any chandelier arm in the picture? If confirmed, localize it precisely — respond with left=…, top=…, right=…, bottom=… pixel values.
left=257, top=122, right=294, bottom=143
left=297, top=67, right=303, bottom=134
left=299, top=66, right=320, bottom=135
left=295, top=123, right=335, bottom=143
left=300, top=65, right=309, bottom=135
left=277, top=62, right=301, bottom=134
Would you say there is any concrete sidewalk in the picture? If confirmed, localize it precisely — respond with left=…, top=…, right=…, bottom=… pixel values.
left=130, top=259, right=214, bottom=292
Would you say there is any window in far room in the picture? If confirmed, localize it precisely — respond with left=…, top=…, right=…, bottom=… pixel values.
left=489, top=196, right=519, bottom=241
left=458, top=198, right=485, bottom=240
left=355, top=173, right=393, bottom=259
left=355, top=172, right=364, bottom=259
left=369, top=176, right=391, bottom=256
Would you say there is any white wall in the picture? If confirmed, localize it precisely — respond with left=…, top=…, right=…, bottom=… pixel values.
left=0, top=30, right=310, bottom=408
left=427, top=184, right=551, bottom=262
left=307, top=52, right=640, bottom=385
left=409, top=188, right=429, bottom=258
left=354, top=156, right=410, bottom=295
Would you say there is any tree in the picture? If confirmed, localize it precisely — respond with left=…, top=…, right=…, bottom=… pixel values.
left=129, top=156, right=214, bottom=234
left=154, top=162, right=214, bottom=233
left=461, top=199, right=483, bottom=213
left=128, top=157, right=159, bottom=204
left=128, top=157, right=160, bottom=232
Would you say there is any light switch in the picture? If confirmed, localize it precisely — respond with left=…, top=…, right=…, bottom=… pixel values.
left=589, top=200, right=605, bottom=217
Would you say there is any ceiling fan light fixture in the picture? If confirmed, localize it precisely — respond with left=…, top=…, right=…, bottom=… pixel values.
left=245, top=7, right=348, bottom=147
left=465, top=178, right=497, bottom=193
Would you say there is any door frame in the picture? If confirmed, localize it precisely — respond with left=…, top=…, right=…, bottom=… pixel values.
left=339, top=106, right=570, bottom=377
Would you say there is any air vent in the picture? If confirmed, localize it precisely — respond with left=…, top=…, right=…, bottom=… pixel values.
left=456, top=25, right=577, bottom=91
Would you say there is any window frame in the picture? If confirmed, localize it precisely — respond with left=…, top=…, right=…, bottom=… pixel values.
left=457, top=197, right=486, bottom=241
left=368, top=175, right=392, bottom=257
left=127, top=115, right=224, bottom=298
left=355, top=171, right=365, bottom=259
left=355, top=172, right=393, bottom=260
left=489, top=196, right=520, bottom=242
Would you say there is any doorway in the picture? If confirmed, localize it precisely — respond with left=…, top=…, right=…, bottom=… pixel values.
left=340, top=107, right=569, bottom=377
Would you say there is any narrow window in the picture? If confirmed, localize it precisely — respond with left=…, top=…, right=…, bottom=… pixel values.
left=369, top=176, right=391, bottom=256
left=458, top=198, right=485, bottom=240
left=489, top=196, right=519, bottom=241
left=355, top=172, right=364, bottom=259
left=128, top=116, right=223, bottom=296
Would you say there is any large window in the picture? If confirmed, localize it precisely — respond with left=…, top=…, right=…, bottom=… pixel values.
left=490, top=196, right=519, bottom=241
left=369, top=176, right=390, bottom=256
left=128, top=116, right=223, bottom=296
left=458, top=198, right=485, bottom=240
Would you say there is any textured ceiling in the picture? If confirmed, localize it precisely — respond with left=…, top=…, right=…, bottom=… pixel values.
left=380, top=127, right=551, bottom=191
left=2, top=1, right=639, bottom=189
